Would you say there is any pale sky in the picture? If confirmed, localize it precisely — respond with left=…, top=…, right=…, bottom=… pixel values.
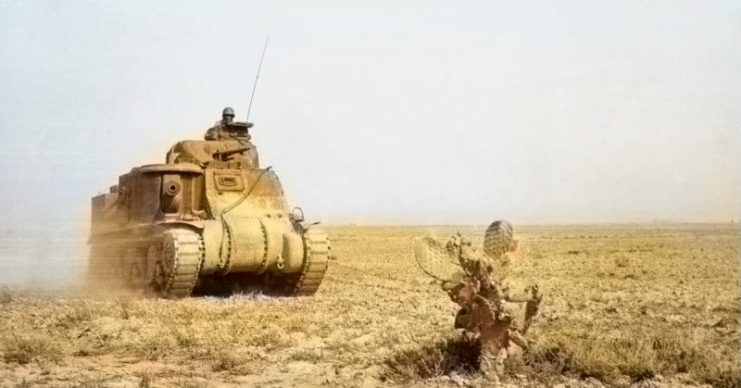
left=1, top=0, right=739, bottom=229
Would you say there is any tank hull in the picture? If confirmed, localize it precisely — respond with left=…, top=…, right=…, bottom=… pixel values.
left=89, top=134, right=329, bottom=298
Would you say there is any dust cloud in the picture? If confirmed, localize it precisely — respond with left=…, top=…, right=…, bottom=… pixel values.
left=0, top=221, right=89, bottom=290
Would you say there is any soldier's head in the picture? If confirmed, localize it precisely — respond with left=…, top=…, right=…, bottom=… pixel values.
left=222, top=107, right=235, bottom=124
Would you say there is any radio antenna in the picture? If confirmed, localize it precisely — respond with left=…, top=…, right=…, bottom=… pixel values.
left=246, top=35, right=270, bottom=122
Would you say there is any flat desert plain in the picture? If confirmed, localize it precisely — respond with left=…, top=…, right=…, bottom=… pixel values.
left=0, top=224, right=738, bottom=387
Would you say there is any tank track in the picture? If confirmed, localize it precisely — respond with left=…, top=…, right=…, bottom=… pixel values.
left=292, top=230, right=330, bottom=295
left=158, top=227, right=204, bottom=299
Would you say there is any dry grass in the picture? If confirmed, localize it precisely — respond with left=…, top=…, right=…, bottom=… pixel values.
left=385, top=336, right=481, bottom=379
left=2, top=334, right=63, bottom=365
left=0, top=223, right=737, bottom=387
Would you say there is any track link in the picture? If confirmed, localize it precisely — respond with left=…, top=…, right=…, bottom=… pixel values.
left=158, top=227, right=204, bottom=299
left=292, top=230, right=330, bottom=295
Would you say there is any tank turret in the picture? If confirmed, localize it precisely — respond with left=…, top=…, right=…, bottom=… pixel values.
left=88, top=109, right=329, bottom=298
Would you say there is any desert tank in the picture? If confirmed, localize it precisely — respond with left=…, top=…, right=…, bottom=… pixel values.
left=88, top=108, right=329, bottom=298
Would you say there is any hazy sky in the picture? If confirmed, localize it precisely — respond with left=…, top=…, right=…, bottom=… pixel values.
left=1, top=0, right=739, bottom=227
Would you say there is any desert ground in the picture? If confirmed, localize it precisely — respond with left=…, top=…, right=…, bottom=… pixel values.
left=0, top=223, right=738, bottom=387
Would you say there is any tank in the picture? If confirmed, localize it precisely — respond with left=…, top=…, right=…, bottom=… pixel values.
left=88, top=112, right=329, bottom=298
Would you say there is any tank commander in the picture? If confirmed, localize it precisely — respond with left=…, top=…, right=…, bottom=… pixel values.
left=204, top=107, right=253, bottom=141
left=169, top=106, right=259, bottom=167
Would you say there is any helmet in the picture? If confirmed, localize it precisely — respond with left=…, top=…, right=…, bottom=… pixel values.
left=222, top=107, right=235, bottom=117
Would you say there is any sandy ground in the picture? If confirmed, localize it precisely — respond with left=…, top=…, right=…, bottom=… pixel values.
left=0, top=224, right=738, bottom=387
